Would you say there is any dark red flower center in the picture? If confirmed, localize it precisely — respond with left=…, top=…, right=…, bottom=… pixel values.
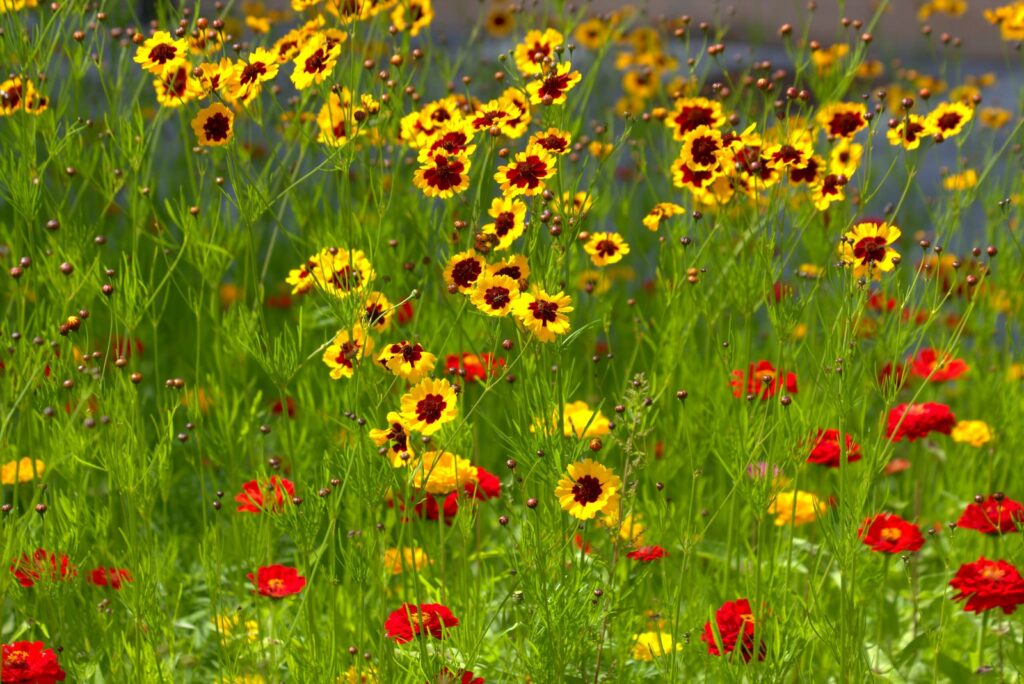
left=494, top=212, right=516, bottom=236
left=936, top=112, right=962, bottom=131
left=425, top=155, right=466, bottom=191
left=450, top=258, right=481, bottom=288
left=853, top=236, right=888, bottom=263
left=484, top=286, right=511, bottom=309
left=572, top=475, right=603, bottom=505
left=595, top=239, right=618, bottom=257
left=149, top=43, right=178, bottom=64
left=415, top=394, right=446, bottom=423
left=674, top=105, right=714, bottom=134
left=304, top=48, right=328, bottom=74
left=529, top=299, right=558, bottom=324
left=690, top=136, right=720, bottom=166
left=506, top=156, right=549, bottom=189
left=239, top=62, right=267, bottom=86
left=203, top=113, right=231, bottom=142
left=828, top=111, right=865, bottom=137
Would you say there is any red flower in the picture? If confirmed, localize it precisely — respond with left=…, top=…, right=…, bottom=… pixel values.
left=884, top=458, right=911, bottom=475
left=957, top=495, right=1024, bottom=535
left=949, top=557, right=1024, bottom=615
left=701, top=598, right=765, bottom=661
left=88, top=567, right=134, bottom=589
left=1, top=641, right=66, bottom=683
left=234, top=476, right=296, bottom=513
left=626, top=545, right=667, bottom=563
left=9, top=550, right=76, bottom=588
left=384, top=603, right=459, bottom=644
left=465, top=466, right=501, bottom=501
left=397, top=301, right=415, bottom=325
left=885, top=402, right=956, bottom=442
left=806, top=429, right=862, bottom=467
left=445, top=353, right=505, bottom=382
left=908, top=348, right=968, bottom=382
left=730, top=361, right=797, bottom=400
left=877, top=362, right=907, bottom=390
left=247, top=564, right=306, bottom=598
left=858, top=513, right=925, bottom=553
left=271, top=396, right=297, bottom=418
left=434, top=669, right=484, bottom=684
left=573, top=534, right=592, bottom=555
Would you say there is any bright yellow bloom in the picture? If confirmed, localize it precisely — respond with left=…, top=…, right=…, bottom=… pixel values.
left=943, top=169, right=977, bottom=191
left=290, top=33, right=340, bottom=90
left=951, top=420, right=993, bottom=447
left=231, top=48, right=280, bottom=104
left=887, top=115, right=935, bottom=150
left=555, top=459, right=621, bottom=520
left=481, top=197, right=527, bottom=251
left=927, top=101, right=973, bottom=140
left=642, top=202, right=685, bottom=231
left=211, top=614, right=259, bottom=643
left=811, top=43, right=849, bottom=76
left=191, top=103, right=235, bottom=147
left=153, top=65, right=203, bottom=108
left=470, top=274, right=520, bottom=317
left=1, top=457, right=45, bottom=485
left=400, top=378, right=458, bottom=435
left=391, top=0, right=433, bottom=36
left=413, top=151, right=472, bottom=199
left=411, top=450, right=477, bottom=495
left=583, top=232, right=630, bottom=267
left=829, top=139, right=863, bottom=177
left=632, top=631, right=682, bottom=661
left=512, top=288, right=573, bottom=343
left=322, top=325, right=373, bottom=380
left=526, top=62, right=582, bottom=106
left=514, top=28, right=564, bottom=77
left=817, top=102, right=868, bottom=140
left=134, top=31, right=189, bottom=75
left=383, top=547, right=431, bottom=575
left=768, top=490, right=826, bottom=526
left=494, top=146, right=557, bottom=198
left=839, top=221, right=901, bottom=279
left=369, top=411, right=415, bottom=466
left=980, top=107, right=1013, bottom=129
left=678, top=125, right=728, bottom=171
left=376, top=341, right=436, bottom=383
left=985, top=3, right=1024, bottom=41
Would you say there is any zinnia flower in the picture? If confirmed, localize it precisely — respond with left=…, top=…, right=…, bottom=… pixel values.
left=730, top=360, right=797, bottom=400
left=908, top=348, right=968, bottom=382
left=554, top=459, right=621, bottom=520
left=949, top=557, right=1024, bottom=615
left=858, top=513, right=925, bottom=553
left=806, top=429, right=862, bottom=467
left=768, top=490, right=826, bottom=526
left=384, top=603, right=459, bottom=644
left=885, top=402, right=956, bottom=442
left=248, top=564, right=307, bottom=598
left=701, top=598, right=765, bottom=661
left=957, top=495, right=1024, bottom=535
left=10, top=549, right=76, bottom=588
left=626, top=545, right=667, bottom=563
left=88, top=567, right=134, bottom=589
left=234, top=476, right=296, bottom=513
left=1, top=641, right=66, bottom=683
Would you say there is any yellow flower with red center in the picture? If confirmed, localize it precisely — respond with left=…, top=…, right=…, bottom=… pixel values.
left=0, top=78, right=47, bottom=116
left=196, top=58, right=235, bottom=96
left=390, top=0, right=433, bottom=36
left=764, top=130, right=814, bottom=172
left=583, top=232, right=630, bottom=267
left=442, top=249, right=486, bottom=293
left=526, top=62, right=582, bottom=106
left=400, top=378, right=458, bottom=435
left=985, top=3, right=1024, bottom=41
left=665, top=96, right=726, bottom=141
left=481, top=197, right=527, bottom=251
left=575, top=18, right=610, bottom=50
left=839, top=221, right=902, bottom=279
left=980, top=107, right=1013, bottom=129
left=316, top=89, right=359, bottom=147
left=413, top=151, right=472, bottom=199
left=528, top=127, right=573, bottom=156
left=484, top=5, right=515, bottom=37
left=470, top=274, right=520, bottom=317
left=423, top=121, right=477, bottom=158
left=312, top=248, right=375, bottom=298
left=810, top=173, right=848, bottom=211
left=411, top=450, right=476, bottom=494
left=322, top=324, right=373, bottom=380
left=488, top=254, right=531, bottom=284
left=887, top=115, right=935, bottom=150
left=514, top=28, right=564, bottom=77
left=512, top=288, right=573, bottom=342
left=926, top=101, right=973, bottom=140
left=191, top=103, right=235, bottom=146
left=383, top=547, right=430, bottom=575
left=134, top=30, right=189, bottom=75
left=768, top=490, right=827, bottom=526
left=495, top=145, right=557, bottom=197
left=377, top=341, right=436, bottom=383
left=555, top=459, right=621, bottom=520
left=1, top=457, right=45, bottom=485
left=230, top=48, right=280, bottom=104
left=290, top=33, right=341, bottom=90
left=642, top=202, right=685, bottom=231
left=369, top=411, right=415, bottom=466
left=816, top=102, right=868, bottom=140
left=678, top=125, right=728, bottom=172
left=154, top=65, right=203, bottom=108
left=829, top=139, right=863, bottom=177
left=361, top=291, right=393, bottom=332
left=951, top=420, right=992, bottom=447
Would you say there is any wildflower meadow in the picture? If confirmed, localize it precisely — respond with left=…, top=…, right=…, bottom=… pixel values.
left=2, top=0, right=1024, bottom=681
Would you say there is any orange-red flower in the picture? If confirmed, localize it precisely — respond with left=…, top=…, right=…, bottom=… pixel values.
left=234, top=475, right=296, bottom=513
left=858, top=513, right=925, bottom=553
left=885, top=403, right=956, bottom=442
left=702, top=598, right=765, bottom=661
left=806, top=429, right=862, bottom=467
left=908, top=348, right=968, bottom=382
left=1, top=641, right=66, bottom=683
left=950, top=557, right=1024, bottom=615
left=9, top=549, right=76, bottom=588
left=730, top=361, right=797, bottom=400
left=248, top=564, right=307, bottom=598
left=957, top=495, right=1024, bottom=535
left=384, top=603, right=459, bottom=644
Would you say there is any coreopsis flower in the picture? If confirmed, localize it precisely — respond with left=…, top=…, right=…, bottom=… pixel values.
left=317, top=247, right=375, bottom=297
left=0, top=78, right=47, bottom=117
left=811, top=43, right=849, bottom=75
left=376, top=341, right=436, bottom=382
left=885, top=402, right=956, bottom=442
left=817, top=102, right=868, bottom=139
left=469, top=97, right=517, bottom=134
left=918, top=0, right=967, bottom=19
left=285, top=251, right=323, bottom=295
left=443, top=250, right=486, bottom=293
left=495, top=146, right=557, bottom=197
left=642, top=202, right=684, bottom=231
left=632, top=631, right=682, bottom=660
left=196, top=58, right=234, bottom=95
left=810, top=173, right=847, bottom=211
left=361, top=291, right=393, bottom=332
left=10, top=549, right=76, bottom=588
left=627, top=545, right=667, bottom=563
left=829, top=139, right=863, bottom=177
left=369, top=412, right=414, bottom=466
left=399, top=378, right=458, bottom=435
left=191, top=103, right=235, bottom=146
left=702, top=598, right=765, bottom=661
left=512, top=288, right=573, bottom=343
left=979, top=107, right=1013, bottom=128
left=248, top=564, right=306, bottom=598
left=787, top=154, right=823, bottom=185
left=424, top=121, right=477, bottom=158
left=383, top=547, right=430, bottom=575
left=764, top=130, right=814, bottom=172
left=806, top=429, right=862, bottom=467
left=665, top=96, right=726, bottom=140
left=316, top=89, right=366, bottom=147
left=575, top=18, right=611, bottom=49
left=498, top=87, right=532, bottom=138
left=390, top=0, right=433, bottom=35
left=514, top=28, right=564, bottom=76
left=488, top=254, right=531, bottom=283
left=583, top=232, right=630, bottom=267
left=679, top=125, right=729, bottom=172
left=290, top=33, right=340, bottom=90
left=445, top=353, right=504, bottom=382
left=1, top=457, right=44, bottom=485
left=384, top=603, right=459, bottom=644
left=414, top=151, right=472, bottom=199
left=470, top=274, right=520, bottom=317
left=411, top=450, right=477, bottom=495
left=950, top=558, right=1024, bottom=615
left=908, top=348, right=968, bottom=382
left=985, top=4, right=1024, bottom=41
left=858, top=513, right=925, bottom=553
left=234, top=476, right=296, bottom=513
left=211, top=614, right=259, bottom=643
left=481, top=197, right=527, bottom=251
left=558, top=400, right=612, bottom=438
left=322, top=325, right=373, bottom=380
left=887, top=114, right=934, bottom=150
left=768, top=490, right=826, bottom=526
left=838, top=221, right=901, bottom=279
left=526, top=61, right=582, bottom=105
left=951, top=420, right=992, bottom=447
left=730, top=360, right=798, bottom=400
left=554, top=459, right=621, bottom=520
left=153, top=65, right=203, bottom=108
left=484, top=4, right=515, bottom=36
left=528, top=127, right=573, bottom=155
left=927, top=101, right=973, bottom=140
left=1, top=641, right=66, bottom=683
left=134, top=30, right=188, bottom=75
left=957, top=495, right=1024, bottom=535
left=943, top=169, right=977, bottom=191
left=88, top=567, right=134, bottom=589
left=230, top=48, right=280, bottom=104
left=670, top=156, right=718, bottom=192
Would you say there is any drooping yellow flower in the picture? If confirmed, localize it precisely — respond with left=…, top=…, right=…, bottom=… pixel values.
left=512, top=288, right=573, bottom=343
left=632, top=631, right=682, bottom=661
left=383, top=547, right=431, bottom=575
left=411, top=450, right=477, bottom=495
left=768, top=490, right=827, bottom=526
left=230, top=48, right=280, bottom=104
left=951, top=420, right=993, bottom=447
left=642, top=202, right=685, bottom=231
left=369, top=411, right=415, bottom=467
left=555, top=459, right=621, bottom=520
left=1, top=457, right=45, bottom=485
left=400, top=378, right=458, bottom=435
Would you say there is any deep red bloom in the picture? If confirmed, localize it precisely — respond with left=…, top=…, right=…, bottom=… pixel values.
left=885, top=402, right=956, bottom=442
left=1, top=641, right=66, bottom=683
left=626, top=545, right=667, bottom=563
left=730, top=361, right=797, bottom=400
left=806, top=429, right=862, bottom=467
left=908, top=348, right=968, bottom=382
left=949, top=557, right=1024, bottom=615
left=433, top=669, right=484, bottom=684
left=878, top=362, right=907, bottom=390
left=858, top=513, right=925, bottom=553
left=384, top=603, right=459, bottom=644
left=234, top=476, right=296, bottom=513
left=957, top=496, right=1024, bottom=535
left=9, top=550, right=76, bottom=588
left=445, top=353, right=505, bottom=382
left=465, top=466, right=501, bottom=501
left=271, top=396, right=297, bottom=418
left=701, top=598, right=765, bottom=661
left=397, top=301, right=415, bottom=325
left=772, top=282, right=792, bottom=302
left=88, top=567, right=134, bottom=589
left=247, top=564, right=306, bottom=598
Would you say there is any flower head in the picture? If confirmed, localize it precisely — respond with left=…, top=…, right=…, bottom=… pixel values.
left=495, top=146, right=557, bottom=198
left=702, top=598, right=765, bottom=661
left=583, top=232, right=630, bottom=267
left=377, top=341, right=436, bottom=383
left=951, top=420, right=992, bottom=447
left=950, top=557, right=1024, bottom=615
left=858, top=513, right=925, bottom=553
left=768, top=490, right=826, bottom=526
left=10, top=549, right=76, bottom=588
left=248, top=564, right=306, bottom=598
left=957, top=495, right=1024, bottom=535
left=322, top=325, right=373, bottom=380
left=1, top=641, right=66, bottom=684
left=411, top=450, right=477, bottom=495
left=839, top=221, right=901, bottom=279
left=554, top=459, right=621, bottom=520
left=88, top=567, right=134, bottom=589
left=806, top=429, right=861, bottom=467
left=234, top=476, right=296, bottom=513
left=384, top=603, right=459, bottom=644
left=886, top=402, right=956, bottom=442
left=511, top=288, right=573, bottom=343
left=908, top=347, right=968, bottom=382
left=1, top=457, right=45, bottom=485
left=191, top=103, right=235, bottom=147
left=400, top=378, right=458, bottom=435
left=730, top=360, right=797, bottom=400
left=632, top=631, right=681, bottom=660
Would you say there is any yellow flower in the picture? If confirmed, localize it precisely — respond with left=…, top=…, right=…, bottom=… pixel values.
left=376, top=341, right=436, bottom=383
left=678, top=125, right=728, bottom=171
left=322, top=324, right=373, bottom=380
left=887, top=115, right=935, bottom=150
left=211, top=614, right=259, bottom=643
left=360, top=291, right=393, bottom=332
left=0, top=78, right=47, bottom=117
left=196, top=58, right=236, bottom=95
left=562, top=400, right=611, bottom=439
left=980, top=107, right=1013, bottom=129
left=411, top=450, right=476, bottom=495
left=230, top=48, right=280, bottom=104
left=525, top=62, right=582, bottom=106
left=391, top=0, right=433, bottom=36
left=153, top=65, right=203, bottom=108
left=314, top=247, right=376, bottom=298
left=838, top=221, right=901, bottom=279
left=768, top=490, right=826, bottom=526
left=484, top=6, right=515, bottom=37
left=943, top=169, right=977, bottom=191
left=829, top=139, right=863, bottom=177
left=442, top=249, right=486, bottom=294
left=134, top=30, right=189, bottom=75
left=1, top=457, right=45, bottom=485
left=603, top=508, right=646, bottom=545
left=413, top=151, right=472, bottom=199
left=488, top=254, right=531, bottom=283
left=400, top=378, right=458, bottom=435
left=583, top=232, right=630, bottom=267
left=817, top=102, right=868, bottom=140
left=494, top=146, right=557, bottom=198
left=918, top=0, right=967, bottom=19
left=514, top=28, right=564, bottom=77
left=383, top=547, right=430, bottom=575
left=809, top=174, right=848, bottom=211
left=811, top=43, right=849, bottom=76
left=555, top=459, right=621, bottom=520
left=290, top=33, right=340, bottom=90
left=664, top=96, right=725, bottom=141
left=951, top=420, right=992, bottom=447
left=512, top=288, right=573, bottom=343
left=191, top=103, right=235, bottom=147
left=632, top=631, right=682, bottom=661
left=481, top=197, right=527, bottom=251
left=528, top=127, right=573, bottom=156
left=575, top=18, right=610, bottom=50
left=470, top=274, right=520, bottom=317
left=926, top=101, right=973, bottom=140
left=369, top=411, right=415, bottom=467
